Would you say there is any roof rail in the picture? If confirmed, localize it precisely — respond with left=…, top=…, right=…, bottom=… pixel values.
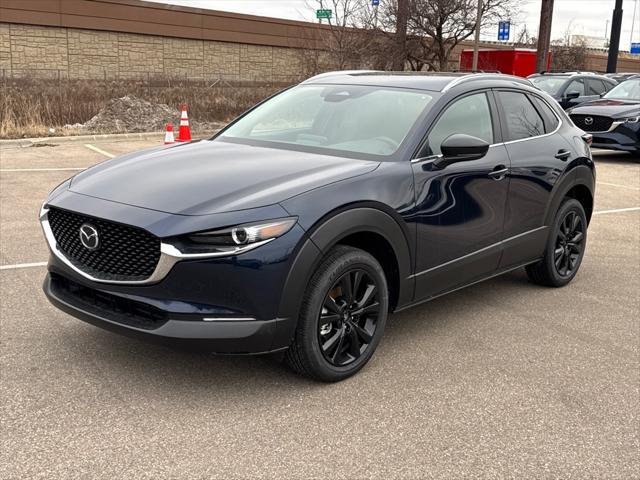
left=442, top=73, right=531, bottom=92
left=303, top=70, right=383, bottom=82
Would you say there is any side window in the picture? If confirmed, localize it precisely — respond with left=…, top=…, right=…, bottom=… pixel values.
left=530, top=95, right=560, bottom=133
left=566, top=79, right=585, bottom=96
left=604, top=81, right=616, bottom=92
left=498, top=91, right=545, bottom=141
left=586, top=79, right=606, bottom=96
left=426, top=93, right=493, bottom=156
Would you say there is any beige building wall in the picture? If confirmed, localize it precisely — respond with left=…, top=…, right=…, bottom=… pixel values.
left=0, top=22, right=314, bottom=82
left=0, top=21, right=637, bottom=81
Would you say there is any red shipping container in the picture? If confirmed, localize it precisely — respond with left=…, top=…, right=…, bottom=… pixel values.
left=459, top=49, right=552, bottom=77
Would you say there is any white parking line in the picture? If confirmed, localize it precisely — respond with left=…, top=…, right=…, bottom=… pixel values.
left=0, top=167, right=85, bottom=172
left=597, top=181, right=640, bottom=191
left=593, top=207, right=640, bottom=215
left=0, top=261, right=47, bottom=271
left=84, top=144, right=115, bottom=158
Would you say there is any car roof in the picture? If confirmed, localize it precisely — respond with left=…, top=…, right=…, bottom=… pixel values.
left=302, top=70, right=532, bottom=92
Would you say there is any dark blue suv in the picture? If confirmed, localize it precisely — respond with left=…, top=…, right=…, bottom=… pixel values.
left=41, top=72, right=595, bottom=382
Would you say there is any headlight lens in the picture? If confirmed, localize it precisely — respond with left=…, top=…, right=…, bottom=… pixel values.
left=173, top=218, right=297, bottom=255
left=623, top=116, right=640, bottom=123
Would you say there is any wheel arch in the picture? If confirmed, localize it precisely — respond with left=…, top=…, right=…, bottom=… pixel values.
left=273, top=205, right=414, bottom=350
left=543, top=164, right=595, bottom=226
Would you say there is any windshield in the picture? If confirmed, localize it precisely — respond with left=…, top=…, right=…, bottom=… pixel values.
left=529, top=76, right=569, bottom=95
left=604, top=79, right=640, bottom=101
left=219, top=84, right=436, bottom=158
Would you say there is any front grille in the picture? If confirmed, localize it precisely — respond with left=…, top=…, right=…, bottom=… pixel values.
left=47, top=207, right=161, bottom=281
left=570, top=114, right=614, bottom=132
left=50, top=273, right=168, bottom=330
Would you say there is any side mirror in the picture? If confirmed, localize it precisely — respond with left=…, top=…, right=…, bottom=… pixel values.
left=433, top=134, right=490, bottom=169
left=565, top=91, right=580, bottom=100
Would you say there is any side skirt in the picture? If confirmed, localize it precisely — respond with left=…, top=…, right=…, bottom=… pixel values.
left=393, top=259, right=540, bottom=314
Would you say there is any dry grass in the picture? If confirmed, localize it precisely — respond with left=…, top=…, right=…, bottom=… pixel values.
left=0, top=78, right=288, bottom=139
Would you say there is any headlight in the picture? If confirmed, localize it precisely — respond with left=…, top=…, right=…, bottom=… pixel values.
left=622, top=116, right=640, bottom=123
left=170, top=217, right=297, bottom=255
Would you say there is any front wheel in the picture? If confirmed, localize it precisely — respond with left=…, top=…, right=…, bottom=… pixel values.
left=526, top=198, right=587, bottom=287
left=285, top=245, right=389, bottom=382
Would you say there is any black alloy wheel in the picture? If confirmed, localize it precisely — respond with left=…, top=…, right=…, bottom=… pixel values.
left=285, top=245, right=389, bottom=382
left=526, top=198, right=588, bottom=287
left=318, top=269, right=380, bottom=367
left=553, top=210, right=585, bottom=277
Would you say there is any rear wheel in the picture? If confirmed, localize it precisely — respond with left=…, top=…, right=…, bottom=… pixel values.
left=285, top=245, right=389, bottom=382
left=526, top=198, right=587, bottom=287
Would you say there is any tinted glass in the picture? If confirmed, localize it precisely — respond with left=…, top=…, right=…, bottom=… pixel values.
left=566, top=79, right=585, bottom=96
left=498, top=91, right=545, bottom=141
left=529, top=75, right=568, bottom=95
left=530, top=95, right=560, bottom=133
left=604, top=79, right=640, bottom=101
left=586, top=79, right=606, bottom=95
left=426, top=93, right=493, bottom=156
left=221, top=84, right=436, bottom=157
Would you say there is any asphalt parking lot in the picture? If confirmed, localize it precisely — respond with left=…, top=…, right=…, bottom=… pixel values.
left=1, top=138, right=639, bottom=479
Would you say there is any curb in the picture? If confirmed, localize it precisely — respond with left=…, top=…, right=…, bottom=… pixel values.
left=0, top=131, right=167, bottom=148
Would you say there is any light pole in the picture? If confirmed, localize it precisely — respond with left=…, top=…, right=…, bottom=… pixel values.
left=607, top=0, right=624, bottom=72
left=536, top=0, right=554, bottom=72
left=472, top=0, right=483, bottom=71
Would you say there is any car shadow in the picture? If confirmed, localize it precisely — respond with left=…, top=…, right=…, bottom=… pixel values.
left=591, top=150, right=639, bottom=165
left=59, top=269, right=533, bottom=393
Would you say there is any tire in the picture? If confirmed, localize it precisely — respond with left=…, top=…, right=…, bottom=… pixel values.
left=526, top=198, right=587, bottom=287
left=284, top=245, right=389, bottom=382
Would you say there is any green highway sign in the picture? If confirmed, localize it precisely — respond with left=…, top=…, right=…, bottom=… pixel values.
left=316, top=9, right=332, bottom=19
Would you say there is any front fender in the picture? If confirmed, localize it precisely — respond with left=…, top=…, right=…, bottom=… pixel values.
left=272, top=207, right=414, bottom=350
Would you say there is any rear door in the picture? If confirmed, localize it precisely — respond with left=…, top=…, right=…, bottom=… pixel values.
left=494, top=90, right=572, bottom=268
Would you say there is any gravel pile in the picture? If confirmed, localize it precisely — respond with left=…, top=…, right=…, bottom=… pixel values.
left=80, top=96, right=179, bottom=133
left=65, top=95, right=224, bottom=135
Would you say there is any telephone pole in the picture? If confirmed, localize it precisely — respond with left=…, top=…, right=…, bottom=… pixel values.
left=472, top=0, right=483, bottom=71
left=607, top=0, right=624, bottom=72
left=536, top=0, right=554, bottom=72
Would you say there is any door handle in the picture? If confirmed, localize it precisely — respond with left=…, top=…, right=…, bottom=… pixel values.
left=555, top=149, right=571, bottom=160
left=488, top=165, right=509, bottom=181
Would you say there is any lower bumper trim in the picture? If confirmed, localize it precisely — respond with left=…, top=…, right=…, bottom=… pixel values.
left=43, top=274, right=290, bottom=354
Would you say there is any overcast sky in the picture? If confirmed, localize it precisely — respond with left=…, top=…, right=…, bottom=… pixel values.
left=146, top=0, right=640, bottom=50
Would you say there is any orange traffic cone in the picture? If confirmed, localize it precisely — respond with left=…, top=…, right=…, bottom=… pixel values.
left=177, top=104, right=191, bottom=142
left=164, top=123, right=175, bottom=144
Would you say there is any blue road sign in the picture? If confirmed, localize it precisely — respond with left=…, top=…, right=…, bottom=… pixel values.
left=372, top=0, right=380, bottom=5
left=498, top=21, right=510, bottom=41
left=631, top=43, right=640, bottom=55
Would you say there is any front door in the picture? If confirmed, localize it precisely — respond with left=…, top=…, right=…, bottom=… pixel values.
left=411, top=91, right=510, bottom=301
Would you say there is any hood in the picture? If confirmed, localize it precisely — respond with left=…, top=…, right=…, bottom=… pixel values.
left=569, top=98, right=640, bottom=117
left=69, top=140, right=378, bottom=215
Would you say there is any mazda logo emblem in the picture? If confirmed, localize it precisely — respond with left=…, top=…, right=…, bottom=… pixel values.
left=79, top=223, right=100, bottom=250
left=584, top=117, right=594, bottom=126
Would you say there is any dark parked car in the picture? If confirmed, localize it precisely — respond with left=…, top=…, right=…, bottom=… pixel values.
left=528, top=72, right=617, bottom=109
left=41, top=72, right=595, bottom=382
left=605, top=72, right=639, bottom=83
left=568, top=77, right=640, bottom=155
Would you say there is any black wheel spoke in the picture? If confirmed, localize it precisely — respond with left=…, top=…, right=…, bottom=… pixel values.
left=348, top=328, right=361, bottom=359
left=340, top=274, right=353, bottom=304
left=351, top=301, right=380, bottom=317
left=324, top=296, right=342, bottom=315
left=571, top=231, right=584, bottom=244
left=357, top=284, right=377, bottom=308
left=319, top=313, right=341, bottom=326
left=317, top=268, right=381, bottom=367
left=353, top=324, right=373, bottom=344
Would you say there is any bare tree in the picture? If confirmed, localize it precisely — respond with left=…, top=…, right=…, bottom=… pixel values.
left=407, top=0, right=518, bottom=71
left=310, top=0, right=372, bottom=69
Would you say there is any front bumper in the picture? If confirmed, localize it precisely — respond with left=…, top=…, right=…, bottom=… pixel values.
left=43, top=272, right=294, bottom=354
left=590, top=122, right=640, bottom=153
